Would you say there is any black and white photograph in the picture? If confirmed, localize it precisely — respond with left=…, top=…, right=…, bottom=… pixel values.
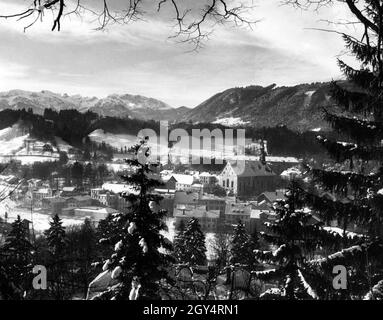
left=0, top=0, right=382, bottom=310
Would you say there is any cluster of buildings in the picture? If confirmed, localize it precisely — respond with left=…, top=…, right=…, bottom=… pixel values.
left=171, top=189, right=283, bottom=234
left=0, top=149, right=303, bottom=235
left=149, top=159, right=303, bottom=234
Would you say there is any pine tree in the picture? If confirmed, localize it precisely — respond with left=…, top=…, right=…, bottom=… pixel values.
left=44, top=214, right=67, bottom=299
left=1, top=216, right=33, bottom=298
left=254, top=182, right=346, bottom=300
left=94, top=137, right=173, bottom=300
left=300, top=1, right=383, bottom=299
left=230, top=220, right=257, bottom=270
left=45, top=214, right=66, bottom=257
left=174, top=218, right=206, bottom=266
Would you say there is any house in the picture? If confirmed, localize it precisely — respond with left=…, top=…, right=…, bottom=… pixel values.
left=172, top=191, right=226, bottom=227
left=42, top=197, right=68, bottom=215
left=66, top=195, right=93, bottom=208
left=267, top=156, right=300, bottom=175
left=190, top=183, right=204, bottom=195
left=199, top=194, right=227, bottom=217
left=249, top=202, right=276, bottom=233
left=28, top=178, right=43, bottom=189
left=101, top=183, right=140, bottom=212
left=165, top=174, right=194, bottom=191
left=245, top=139, right=268, bottom=155
left=219, top=160, right=279, bottom=198
left=91, top=188, right=104, bottom=200
left=257, top=190, right=286, bottom=205
left=199, top=172, right=216, bottom=186
left=32, top=188, right=53, bottom=206
left=224, top=201, right=252, bottom=232
left=61, top=186, right=80, bottom=197
left=174, top=204, right=220, bottom=233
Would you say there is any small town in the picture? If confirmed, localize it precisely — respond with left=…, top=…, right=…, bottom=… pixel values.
left=0, top=0, right=382, bottom=310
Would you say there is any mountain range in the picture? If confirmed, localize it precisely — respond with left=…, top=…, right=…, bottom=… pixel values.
left=0, top=82, right=340, bottom=131
left=0, top=90, right=187, bottom=122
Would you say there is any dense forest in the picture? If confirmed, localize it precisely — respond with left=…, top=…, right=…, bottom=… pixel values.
left=0, top=108, right=330, bottom=158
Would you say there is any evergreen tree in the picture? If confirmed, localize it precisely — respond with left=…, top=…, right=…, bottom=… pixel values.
left=94, top=137, right=173, bottom=300
left=230, top=220, right=258, bottom=270
left=1, top=216, right=33, bottom=298
left=299, top=1, right=383, bottom=299
left=44, top=214, right=68, bottom=299
left=45, top=214, right=66, bottom=257
left=174, top=218, right=206, bottom=266
left=254, top=182, right=345, bottom=300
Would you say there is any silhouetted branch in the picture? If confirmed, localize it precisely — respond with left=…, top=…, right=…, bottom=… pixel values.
left=0, top=0, right=257, bottom=49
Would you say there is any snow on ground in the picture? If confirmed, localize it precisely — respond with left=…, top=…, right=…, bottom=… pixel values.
left=1, top=155, right=60, bottom=165
left=89, top=129, right=138, bottom=149
left=0, top=125, right=60, bottom=164
left=0, top=134, right=28, bottom=156
left=55, top=137, right=73, bottom=152
left=0, top=201, right=86, bottom=234
left=105, top=162, right=131, bottom=172
left=0, top=124, right=28, bottom=156
left=213, top=117, right=250, bottom=127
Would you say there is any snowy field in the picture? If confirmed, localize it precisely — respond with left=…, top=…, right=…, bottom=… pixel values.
left=0, top=198, right=216, bottom=260
left=0, top=125, right=60, bottom=164
left=0, top=199, right=86, bottom=234
left=212, top=117, right=250, bottom=127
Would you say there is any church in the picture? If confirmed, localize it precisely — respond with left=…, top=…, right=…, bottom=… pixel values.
left=218, top=160, right=280, bottom=198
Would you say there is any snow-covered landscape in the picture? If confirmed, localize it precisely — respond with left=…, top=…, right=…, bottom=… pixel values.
left=0, top=0, right=382, bottom=309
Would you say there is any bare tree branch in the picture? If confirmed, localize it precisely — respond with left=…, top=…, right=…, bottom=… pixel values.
left=0, top=0, right=257, bottom=49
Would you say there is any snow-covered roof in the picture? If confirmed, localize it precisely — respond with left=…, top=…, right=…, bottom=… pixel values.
left=75, top=207, right=118, bottom=214
left=102, top=183, right=139, bottom=195
left=171, top=174, right=194, bottom=185
left=174, top=207, right=220, bottom=219
left=199, top=172, right=212, bottom=177
left=192, top=184, right=203, bottom=188
left=62, top=186, right=77, bottom=192
left=225, top=160, right=275, bottom=177
left=266, top=156, right=299, bottom=163
left=280, top=167, right=302, bottom=177
left=35, top=188, right=51, bottom=194
left=258, top=190, right=286, bottom=203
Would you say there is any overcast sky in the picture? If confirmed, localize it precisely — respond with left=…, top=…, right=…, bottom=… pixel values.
left=0, top=0, right=359, bottom=108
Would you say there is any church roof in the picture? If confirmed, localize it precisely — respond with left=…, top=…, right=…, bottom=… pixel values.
left=227, top=160, right=276, bottom=177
